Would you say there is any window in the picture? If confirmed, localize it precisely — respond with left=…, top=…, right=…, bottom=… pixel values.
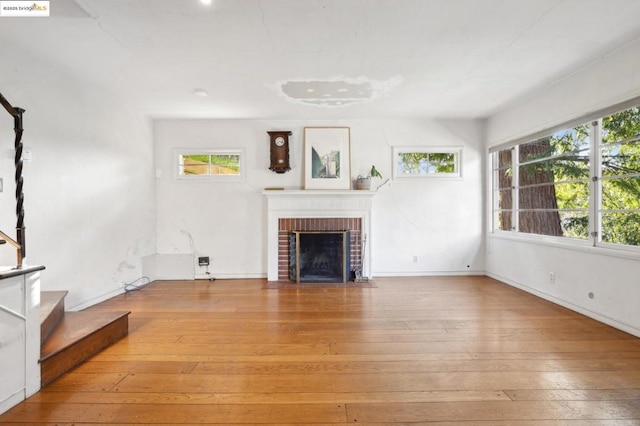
left=177, top=149, right=245, bottom=181
left=393, top=146, right=462, bottom=179
left=492, top=104, right=640, bottom=249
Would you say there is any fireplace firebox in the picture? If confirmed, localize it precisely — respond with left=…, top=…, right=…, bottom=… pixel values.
left=289, top=231, right=350, bottom=283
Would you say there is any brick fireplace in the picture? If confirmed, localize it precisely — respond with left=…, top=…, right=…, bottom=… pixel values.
left=279, top=218, right=361, bottom=281
left=263, top=190, right=376, bottom=281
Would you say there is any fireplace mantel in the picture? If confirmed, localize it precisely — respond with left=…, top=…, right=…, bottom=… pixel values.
left=263, top=190, right=376, bottom=281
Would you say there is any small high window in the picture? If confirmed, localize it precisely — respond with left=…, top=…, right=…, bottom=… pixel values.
left=392, top=146, right=462, bottom=179
left=176, top=149, right=245, bottom=181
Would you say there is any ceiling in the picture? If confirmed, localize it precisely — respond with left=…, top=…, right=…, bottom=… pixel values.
left=2, top=0, right=640, bottom=120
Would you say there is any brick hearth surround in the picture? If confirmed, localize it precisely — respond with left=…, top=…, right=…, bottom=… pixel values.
left=263, top=190, right=376, bottom=281
left=278, top=218, right=362, bottom=280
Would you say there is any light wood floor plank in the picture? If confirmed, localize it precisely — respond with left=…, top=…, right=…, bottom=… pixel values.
left=27, top=390, right=511, bottom=404
left=345, top=400, right=640, bottom=423
left=1, top=276, right=639, bottom=425
left=108, top=370, right=640, bottom=393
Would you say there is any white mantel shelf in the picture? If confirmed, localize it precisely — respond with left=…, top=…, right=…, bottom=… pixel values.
left=263, top=189, right=376, bottom=281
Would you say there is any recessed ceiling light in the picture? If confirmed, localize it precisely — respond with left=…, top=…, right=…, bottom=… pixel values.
left=306, top=88, right=315, bottom=93
left=193, top=89, right=209, bottom=97
left=200, top=0, right=212, bottom=5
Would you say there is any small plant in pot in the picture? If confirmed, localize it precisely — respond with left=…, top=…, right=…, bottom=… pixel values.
left=354, top=165, right=382, bottom=190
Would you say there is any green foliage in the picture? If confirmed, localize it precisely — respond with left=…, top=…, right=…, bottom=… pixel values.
left=551, top=108, right=640, bottom=244
left=182, top=153, right=240, bottom=175
left=184, top=154, right=209, bottom=163
left=370, top=165, right=382, bottom=178
left=398, top=152, right=456, bottom=174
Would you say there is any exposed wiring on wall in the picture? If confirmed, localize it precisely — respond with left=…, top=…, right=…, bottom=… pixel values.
left=376, top=177, right=391, bottom=191
left=123, top=276, right=152, bottom=294
left=204, top=264, right=215, bottom=281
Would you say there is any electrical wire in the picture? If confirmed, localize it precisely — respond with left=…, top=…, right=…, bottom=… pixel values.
left=204, top=264, right=215, bottom=281
left=123, top=276, right=152, bottom=294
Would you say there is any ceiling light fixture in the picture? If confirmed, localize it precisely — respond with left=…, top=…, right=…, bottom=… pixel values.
left=193, top=89, right=209, bottom=97
left=200, top=0, right=212, bottom=5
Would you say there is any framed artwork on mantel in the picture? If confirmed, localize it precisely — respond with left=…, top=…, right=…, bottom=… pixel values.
left=304, top=127, right=351, bottom=190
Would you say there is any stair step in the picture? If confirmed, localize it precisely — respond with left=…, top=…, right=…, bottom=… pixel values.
left=40, top=290, right=68, bottom=345
left=40, top=310, right=130, bottom=387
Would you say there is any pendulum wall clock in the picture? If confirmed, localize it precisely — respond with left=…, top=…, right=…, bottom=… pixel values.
left=267, top=131, right=292, bottom=173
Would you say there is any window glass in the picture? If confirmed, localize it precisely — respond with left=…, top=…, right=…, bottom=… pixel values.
left=600, top=106, right=640, bottom=246
left=513, top=126, right=590, bottom=239
left=177, top=150, right=244, bottom=180
left=393, top=147, right=462, bottom=178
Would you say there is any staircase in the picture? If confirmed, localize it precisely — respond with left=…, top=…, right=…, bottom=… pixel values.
left=39, top=291, right=130, bottom=387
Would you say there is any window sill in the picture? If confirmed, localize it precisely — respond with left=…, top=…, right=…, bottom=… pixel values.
left=489, top=231, right=640, bottom=261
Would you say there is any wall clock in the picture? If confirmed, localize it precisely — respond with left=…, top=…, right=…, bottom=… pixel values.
left=267, top=131, right=292, bottom=173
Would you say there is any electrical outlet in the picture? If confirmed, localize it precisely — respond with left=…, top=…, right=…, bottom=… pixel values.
left=198, top=256, right=210, bottom=266
left=549, top=272, right=556, bottom=283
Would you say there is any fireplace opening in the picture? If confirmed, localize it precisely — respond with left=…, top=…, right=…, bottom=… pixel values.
left=289, top=231, right=350, bottom=283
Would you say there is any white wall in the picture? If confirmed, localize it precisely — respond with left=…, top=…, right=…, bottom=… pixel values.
left=155, top=118, right=485, bottom=279
left=485, top=38, right=640, bottom=336
left=0, top=44, right=156, bottom=309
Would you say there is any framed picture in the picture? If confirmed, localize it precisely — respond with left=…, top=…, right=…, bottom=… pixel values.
left=304, top=127, right=351, bottom=189
left=392, top=146, right=463, bottom=179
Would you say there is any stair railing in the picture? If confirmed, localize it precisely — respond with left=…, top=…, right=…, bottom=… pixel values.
left=0, top=91, right=26, bottom=268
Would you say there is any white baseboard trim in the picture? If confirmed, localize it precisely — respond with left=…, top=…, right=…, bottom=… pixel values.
left=0, top=388, right=25, bottom=416
left=69, top=288, right=124, bottom=311
left=487, top=272, right=640, bottom=338
left=373, top=270, right=486, bottom=277
left=195, top=273, right=266, bottom=280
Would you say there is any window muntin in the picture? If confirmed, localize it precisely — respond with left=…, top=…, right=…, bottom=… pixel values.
left=177, top=150, right=244, bottom=180
left=492, top=104, right=640, bottom=249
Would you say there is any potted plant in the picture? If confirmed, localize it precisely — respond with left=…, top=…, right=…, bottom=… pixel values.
left=354, top=165, right=382, bottom=190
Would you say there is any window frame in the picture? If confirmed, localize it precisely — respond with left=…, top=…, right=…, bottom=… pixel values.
left=490, top=107, right=640, bottom=254
left=175, top=148, right=246, bottom=182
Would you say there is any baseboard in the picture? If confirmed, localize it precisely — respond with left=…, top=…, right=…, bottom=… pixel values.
left=373, top=270, right=486, bottom=277
left=487, top=272, right=640, bottom=338
left=195, top=272, right=266, bottom=280
left=68, top=288, right=123, bottom=312
left=0, top=389, right=24, bottom=416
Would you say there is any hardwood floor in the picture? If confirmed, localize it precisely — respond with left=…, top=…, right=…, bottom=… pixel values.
left=2, top=276, right=640, bottom=425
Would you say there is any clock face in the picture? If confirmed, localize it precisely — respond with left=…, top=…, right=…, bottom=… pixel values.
left=275, top=136, right=285, bottom=147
